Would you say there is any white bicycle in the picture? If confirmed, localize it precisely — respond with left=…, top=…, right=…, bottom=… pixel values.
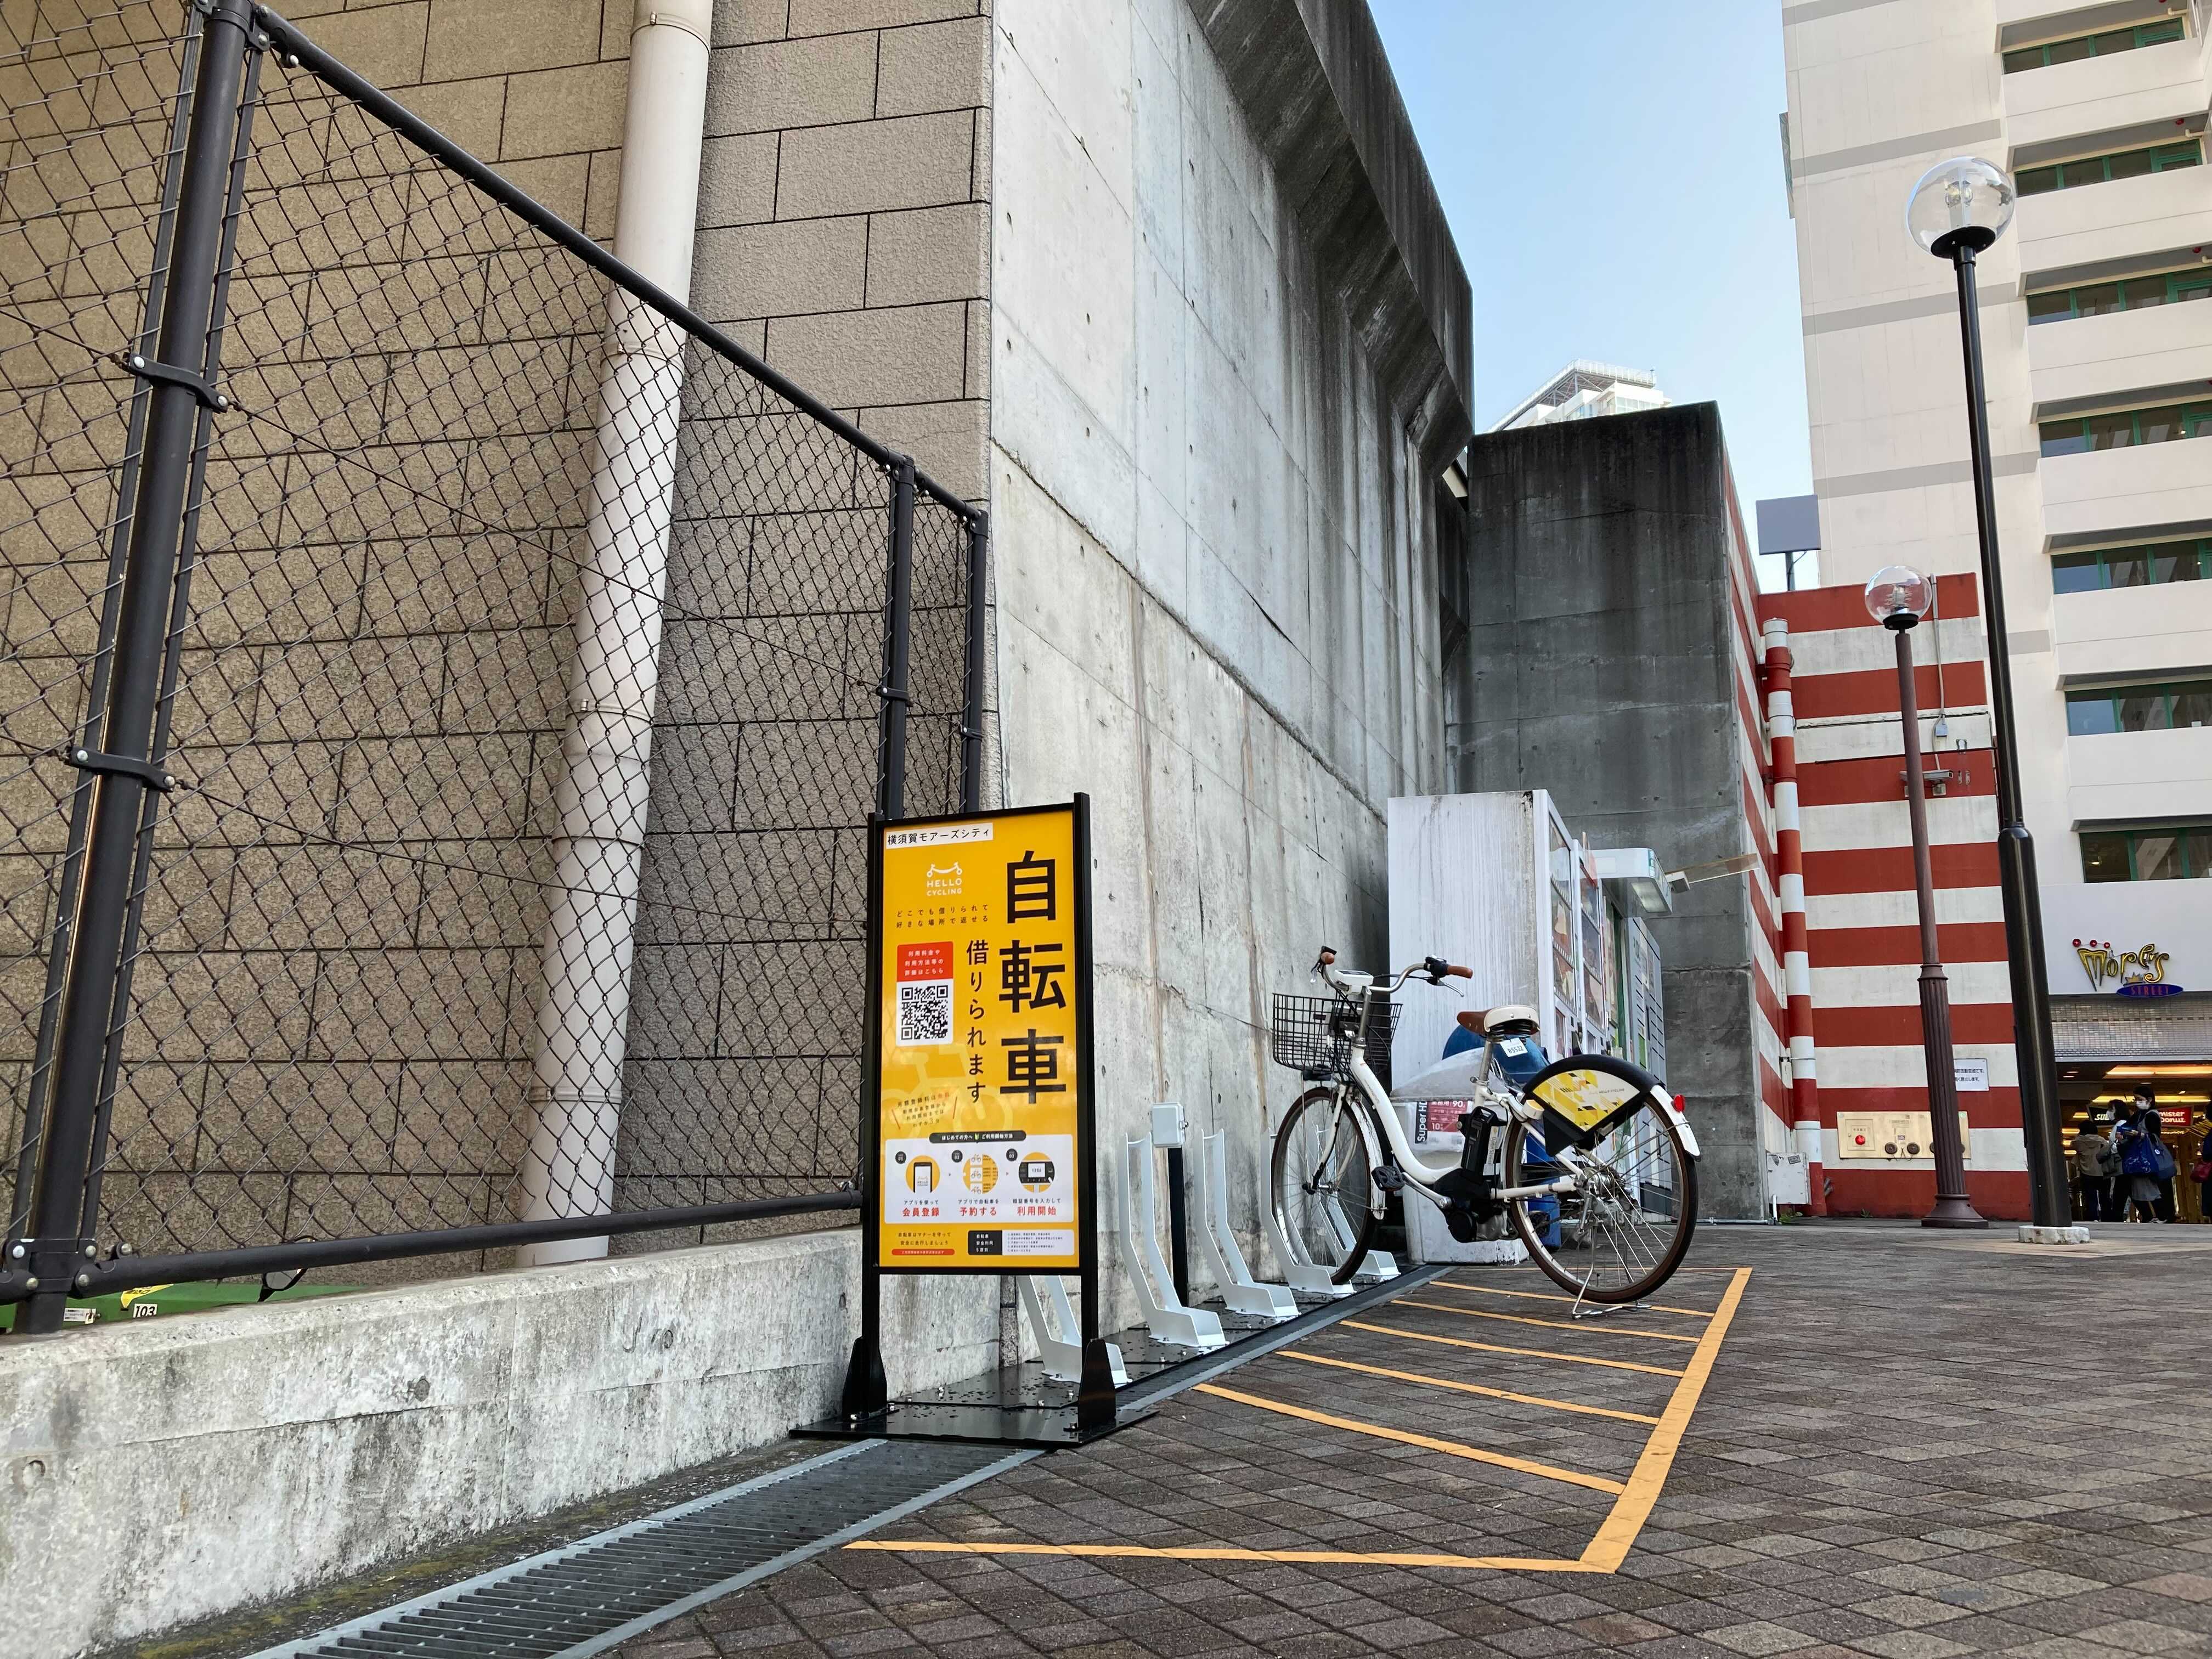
left=1267, top=947, right=1702, bottom=1303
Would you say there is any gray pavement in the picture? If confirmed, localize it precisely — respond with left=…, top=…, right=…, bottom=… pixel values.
left=614, top=1222, right=2212, bottom=1659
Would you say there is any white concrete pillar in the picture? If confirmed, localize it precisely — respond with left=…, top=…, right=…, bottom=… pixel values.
left=520, top=0, right=713, bottom=1262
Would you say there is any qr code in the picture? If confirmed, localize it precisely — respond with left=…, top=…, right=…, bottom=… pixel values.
left=897, top=980, right=953, bottom=1045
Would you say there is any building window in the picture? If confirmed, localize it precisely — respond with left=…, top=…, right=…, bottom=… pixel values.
left=2040, top=397, right=2212, bottom=456
left=2066, top=679, right=2212, bottom=735
left=2081, top=824, right=2212, bottom=881
left=2027, top=267, right=2212, bottom=324
left=2015, top=138, right=2202, bottom=196
left=2051, top=537, right=2212, bottom=591
left=2005, top=18, right=2186, bottom=74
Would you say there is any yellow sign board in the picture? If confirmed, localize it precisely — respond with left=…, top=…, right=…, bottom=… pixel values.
left=870, top=803, right=1090, bottom=1273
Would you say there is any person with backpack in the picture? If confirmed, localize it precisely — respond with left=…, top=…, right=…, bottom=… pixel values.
left=2073, top=1118, right=2112, bottom=1222
left=2114, top=1089, right=2171, bottom=1223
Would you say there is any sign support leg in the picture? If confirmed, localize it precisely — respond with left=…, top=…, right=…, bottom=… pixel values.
left=1073, top=794, right=1115, bottom=1432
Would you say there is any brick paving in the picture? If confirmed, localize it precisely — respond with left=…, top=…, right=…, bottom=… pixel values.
left=618, top=1222, right=2212, bottom=1659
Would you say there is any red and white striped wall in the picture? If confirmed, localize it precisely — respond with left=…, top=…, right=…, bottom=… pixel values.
left=1756, top=577, right=2029, bottom=1219
left=1762, top=616, right=1822, bottom=1213
left=1723, top=482, right=1792, bottom=1203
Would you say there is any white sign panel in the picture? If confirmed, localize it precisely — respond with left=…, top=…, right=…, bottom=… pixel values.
left=1954, top=1057, right=1988, bottom=1093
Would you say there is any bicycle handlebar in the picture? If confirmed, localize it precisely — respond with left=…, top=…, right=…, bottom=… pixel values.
left=1313, top=948, right=1469, bottom=995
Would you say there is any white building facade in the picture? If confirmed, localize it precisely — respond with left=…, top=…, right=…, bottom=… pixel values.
left=1782, top=0, right=2212, bottom=1218
left=1491, top=360, right=1669, bottom=432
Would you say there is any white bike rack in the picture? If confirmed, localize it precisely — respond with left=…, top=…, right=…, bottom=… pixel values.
left=1197, top=1132, right=1295, bottom=1319
left=1324, top=1196, right=1400, bottom=1283
left=1260, top=1191, right=1353, bottom=1298
left=1017, top=1274, right=1128, bottom=1385
left=1120, top=1134, right=1225, bottom=1349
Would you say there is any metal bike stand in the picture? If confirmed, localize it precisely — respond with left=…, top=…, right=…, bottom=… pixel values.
left=1017, top=1274, right=1129, bottom=1384
left=1197, top=1132, right=1296, bottom=1319
left=1120, top=1135, right=1225, bottom=1350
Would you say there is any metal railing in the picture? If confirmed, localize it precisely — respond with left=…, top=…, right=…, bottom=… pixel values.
left=0, top=0, right=989, bottom=1331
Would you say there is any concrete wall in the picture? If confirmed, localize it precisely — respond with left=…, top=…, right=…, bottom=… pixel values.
left=0, top=1228, right=997, bottom=1659
left=985, top=0, right=1470, bottom=1309
left=1455, top=405, right=1768, bottom=1217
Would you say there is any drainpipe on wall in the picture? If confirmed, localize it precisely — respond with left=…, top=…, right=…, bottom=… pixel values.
left=1763, top=618, right=1825, bottom=1215
left=518, top=0, right=714, bottom=1263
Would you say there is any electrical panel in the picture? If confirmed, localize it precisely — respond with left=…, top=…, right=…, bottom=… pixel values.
left=1835, top=1110, right=1971, bottom=1161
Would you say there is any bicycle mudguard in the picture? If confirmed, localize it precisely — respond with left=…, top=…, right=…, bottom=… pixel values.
left=1522, top=1052, right=1696, bottom=1158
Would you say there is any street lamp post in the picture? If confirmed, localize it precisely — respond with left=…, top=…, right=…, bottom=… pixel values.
left=1906, top=157, right=2070, bottom=1231
left=1866, top=567, right=1988, bottom=1229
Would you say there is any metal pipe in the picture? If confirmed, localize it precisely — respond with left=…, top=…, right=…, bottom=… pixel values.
left=1948, top=244, right=2068, bottom=1229
left=518, top=0, right=713, bottom=1262
left=1893, top=620, right=1984, bottom=1228
left=10, top=0, right=255, bottom=1337
left=877, top=459, right=916, bottom=820
left=251, top=5, right=979, bottom=522
left=960, top=514, right=990, bottom=812
left=1, top=1189, right=859, bottom=1304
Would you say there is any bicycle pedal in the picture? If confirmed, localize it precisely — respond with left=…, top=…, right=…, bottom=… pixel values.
left=1372, top=1162, right=1407, bottom=1193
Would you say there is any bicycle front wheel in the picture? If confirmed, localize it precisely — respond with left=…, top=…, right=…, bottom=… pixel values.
left=1503, top=1100, right=1697, bottom=1302
left=1270, top=1084, right=1380, bottom=1286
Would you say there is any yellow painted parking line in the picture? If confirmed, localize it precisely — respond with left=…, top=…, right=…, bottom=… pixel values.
left=846, top=1539, right=1605, bottom=1572
left=1380, top=1309, right=1690, bottom=1380
left=1282, top=1348, right=1661, bottom=1425
left=849, top=1268, right=1753, bottom=1579
left=1400, top=1295, right=1702, bottom=1344
left=1580, top=1265, right=1751, bottom=1571
left=1342, top=1317, right=1686, bottom=1377
left=1193, top=1381, right=1627, bottom=1495
left=1435, top=1279, right=1716, bottom=1320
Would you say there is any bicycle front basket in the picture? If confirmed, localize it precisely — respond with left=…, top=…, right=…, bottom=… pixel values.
left=1268, top=992, right=1397, bottom=1083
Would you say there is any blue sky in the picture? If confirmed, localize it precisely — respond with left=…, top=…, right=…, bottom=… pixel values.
left=1372, top=1, right=1814, bottom=559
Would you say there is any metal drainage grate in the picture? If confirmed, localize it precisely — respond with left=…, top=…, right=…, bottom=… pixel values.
left=252, top=1438, right=1027, bottom=1659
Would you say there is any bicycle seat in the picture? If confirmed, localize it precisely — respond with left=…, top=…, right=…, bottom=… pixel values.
left=1482, top=1005, right=1539, bottom=1037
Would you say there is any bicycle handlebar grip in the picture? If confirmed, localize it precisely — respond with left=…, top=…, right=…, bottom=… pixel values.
left=1443, top=963, right=1472, bottom=979
left=1317, top=946, right=1336, bottom=966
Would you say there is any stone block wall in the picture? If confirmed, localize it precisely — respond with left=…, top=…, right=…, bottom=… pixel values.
left=0, top=1, right=991, bottom=1273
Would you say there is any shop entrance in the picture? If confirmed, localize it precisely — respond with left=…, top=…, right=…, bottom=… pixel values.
left=2058, top=1064, right=2210, bottom=1223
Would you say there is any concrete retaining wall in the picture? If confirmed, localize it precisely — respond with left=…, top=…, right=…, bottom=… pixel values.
left=986, top=0, right=1470, bottom=1328
left=0, top=1229, right=994, bottom=1658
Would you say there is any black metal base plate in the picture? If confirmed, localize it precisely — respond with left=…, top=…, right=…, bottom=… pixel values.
left=794, top=1396, right=1150, bottom=1448
left=795, top=1274, right=1439, bottom=1448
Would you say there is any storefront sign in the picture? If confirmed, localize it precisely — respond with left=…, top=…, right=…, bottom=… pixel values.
left=2074, top=937, right=2180, bottom=995
left=871, top=803, right=1091, bottom=1274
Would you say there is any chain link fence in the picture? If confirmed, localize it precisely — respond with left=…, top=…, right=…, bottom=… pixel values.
left=1, top=0, right=988, bottom=1324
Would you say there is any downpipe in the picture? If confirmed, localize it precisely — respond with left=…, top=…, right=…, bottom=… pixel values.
left=519, top=0, right=713, bottom=1261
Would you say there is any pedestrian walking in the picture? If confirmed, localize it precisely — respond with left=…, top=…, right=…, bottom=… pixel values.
left=2073, top=1119, right=2111, bottom=1222
left=2114, top=1090, right=2170, bottom=1223
left=2192, top=1133, right=2212, bottom=1226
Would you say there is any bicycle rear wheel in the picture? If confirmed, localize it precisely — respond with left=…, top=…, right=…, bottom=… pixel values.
left=1503, top=1100, right=1696, bottom=1302
left=1270, top=1085, right=1380, bottom=1286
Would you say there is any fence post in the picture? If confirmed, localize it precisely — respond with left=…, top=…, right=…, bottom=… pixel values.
left=10, top=0, right=257, bottom=1336
left=960, top=512, right=989, bottom=814
left=877, top=459, right=916, bottom=821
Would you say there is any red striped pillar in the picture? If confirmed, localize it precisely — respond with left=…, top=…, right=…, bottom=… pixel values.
left=1763, top=617, right=1824, bottom=1215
